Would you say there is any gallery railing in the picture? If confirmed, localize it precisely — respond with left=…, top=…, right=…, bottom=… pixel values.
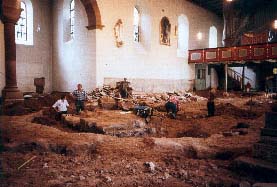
left=188, top=43, right=277, bottom=64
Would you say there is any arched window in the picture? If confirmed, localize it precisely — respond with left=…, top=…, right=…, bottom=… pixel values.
left=15, top=2, right=27, bottom=42
left=209, top=26, right=217, bottom=48
left=177, top=15, right=189, bottom=57
left=70, top=0, right=75, bottom=38
left=15, top=0, right=33, bottom=45
left=133, top=6, right=140, bottom=42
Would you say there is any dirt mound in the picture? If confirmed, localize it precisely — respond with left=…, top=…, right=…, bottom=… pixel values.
left=177, top=126, right=210, bottom=138
left=31, top=116, right=58, bottom=126
left=3, top=102, right=29, bottom=116
left=142, top=137, right=155, bottom=148
left=194, top=90, right=237, bottom=99
left=24, top=92, right=75, bottom=112
left=24, top=98, right=43, bottom=111
left=3, top=92, right=76, bottom=116
left=0, top=94, right=271, bottom=186
left=216, top=103, right=258, bottom=118
left=235, top=122, right=250, bottom=129
left=40, top=92, right=75, bottom=107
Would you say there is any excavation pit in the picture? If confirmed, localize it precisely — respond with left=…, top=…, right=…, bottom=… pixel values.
left=60, top=110, right=167, bottom=138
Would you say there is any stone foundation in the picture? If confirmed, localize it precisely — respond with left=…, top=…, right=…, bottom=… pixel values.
left=104, top=78, right=194, bottom=93
left=232, top=112, right=277, bottom=181
left=253, top=112, right=277, bottom=163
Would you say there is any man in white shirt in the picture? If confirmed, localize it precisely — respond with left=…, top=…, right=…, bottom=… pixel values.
left=52, top=94, right=69, bottom=120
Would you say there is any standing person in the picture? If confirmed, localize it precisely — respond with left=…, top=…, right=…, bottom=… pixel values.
left=120, top=78, right=130, bottom=98
left=72, top=84, right=87, bottom=114
left=245, top=81, right=251, bottom=93
left=52, top=94, right=69, bottom=120
left=165, top=93, right=180, bottom=119
left=207, top=93, right=215, bottom=117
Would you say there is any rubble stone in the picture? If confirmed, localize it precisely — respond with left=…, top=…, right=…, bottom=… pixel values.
left=118, top=100, right=134, bottom=111
left=253, top=183, right=277, bottom=187
left=99, top=96, right=117, bottom=110
left=239, top=181, right=251, bottom=187
left=144, top=162, right=155, bottom=173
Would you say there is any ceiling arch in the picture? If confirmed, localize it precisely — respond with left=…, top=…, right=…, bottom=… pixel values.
left=80, top=0, right=104, bottom=30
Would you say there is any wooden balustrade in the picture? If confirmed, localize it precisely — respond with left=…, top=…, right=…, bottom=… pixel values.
left=188, top=43, right=277, bottom=64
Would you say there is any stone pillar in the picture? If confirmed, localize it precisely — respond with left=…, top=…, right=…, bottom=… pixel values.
left=1, top=0, right=23, bottom=100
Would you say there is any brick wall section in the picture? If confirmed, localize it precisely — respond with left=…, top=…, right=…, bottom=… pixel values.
left=15, top=0, right=53, bottom=93
left=0, top=22, right=4, bottom=96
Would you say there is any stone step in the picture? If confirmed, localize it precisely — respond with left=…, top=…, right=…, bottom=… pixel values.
left=265, top=112, right=277, bottom=129
left=253, top=183, right=277, bottom=187
left=231, top=156, right=277, bottom=182
left=261, top=128, right=277, bottom=137
left=260, top=136, right=277, bottom=146
left=79, top=118, right=105, bottom=134
left=253, top=143, right=277, bottom=163
left=79, top=118, right=147, bottom=137
left=62, top=114, right=149, bottom=137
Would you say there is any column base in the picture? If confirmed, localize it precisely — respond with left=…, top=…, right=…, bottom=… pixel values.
left=1, top=87, right=25, bottom=115
left=2, top=87, right=23, bottom=101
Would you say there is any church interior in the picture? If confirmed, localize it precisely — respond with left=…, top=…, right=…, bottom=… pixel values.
left=0, top=0, right=277, bottom=186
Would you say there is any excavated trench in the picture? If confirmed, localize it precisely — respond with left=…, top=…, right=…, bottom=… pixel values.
left=7, top=94, right=262, bottom=161
left=11, top=92, right=263, bottom=140
left=30, top=107, right=255, bottom=141
left=19, top=105, right=257, bottom=163
left=31, top=110, right=213, bottom=139
left=1, top=92, right=274, bottom=187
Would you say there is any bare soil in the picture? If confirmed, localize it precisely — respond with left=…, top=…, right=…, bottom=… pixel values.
left=0, top=92, right=273, bottom=187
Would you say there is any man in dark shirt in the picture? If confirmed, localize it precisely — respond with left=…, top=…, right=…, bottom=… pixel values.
left=207, top=93, right=215, bottom=117
left=120, top=78, right=130, bottom=98
left=71, top=84, right=87, bottom=114
left=165, top=94, right=180, bottom=119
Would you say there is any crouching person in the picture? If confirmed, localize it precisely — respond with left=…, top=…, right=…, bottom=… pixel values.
left=165, top=94, right=180, bottom=119
left=52, top=94, right=69, bottom=120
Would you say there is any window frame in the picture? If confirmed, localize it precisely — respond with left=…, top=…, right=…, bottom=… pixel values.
left=15, top=2, right=27, bottom=43
left=70, top=0, right=75, bottom=39
left=15, top=0, right=33, bottom=46
left=209, top=26, right=218, bottom=48
left=133, top=6, right=140, bottom=42
left=177, top=14, right=189, bottom=57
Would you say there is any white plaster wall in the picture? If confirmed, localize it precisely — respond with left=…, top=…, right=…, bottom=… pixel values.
left=52, top=0, right=97, bottom=92
left=16, top=0, right=53, bottom=93
left=95, top=0, right=223, bottom=92
left=2, top=0, right=223, bottom=94
left=211, top=68, right=219, bottom=89
left=0, top=21, right=4, bottom=96
left=245, top=67, right=256, bottom=88
left=51, top=0, right=223, bottom=92
left=206, top=68, right=219, bottom=89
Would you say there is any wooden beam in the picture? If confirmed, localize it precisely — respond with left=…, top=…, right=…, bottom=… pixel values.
left=225, top=63, right=228, bottom=93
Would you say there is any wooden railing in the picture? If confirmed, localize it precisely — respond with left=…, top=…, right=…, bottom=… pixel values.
left=227, top=68, right=251, bottom=82
left=188, top=43, right=277, bottom=64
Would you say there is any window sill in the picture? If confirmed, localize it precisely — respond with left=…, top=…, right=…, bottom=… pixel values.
left=16, top=41, right=34, bottom=46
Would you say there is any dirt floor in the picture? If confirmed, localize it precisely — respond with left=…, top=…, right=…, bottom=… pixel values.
left=0, top=91, right=274, bottom=187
